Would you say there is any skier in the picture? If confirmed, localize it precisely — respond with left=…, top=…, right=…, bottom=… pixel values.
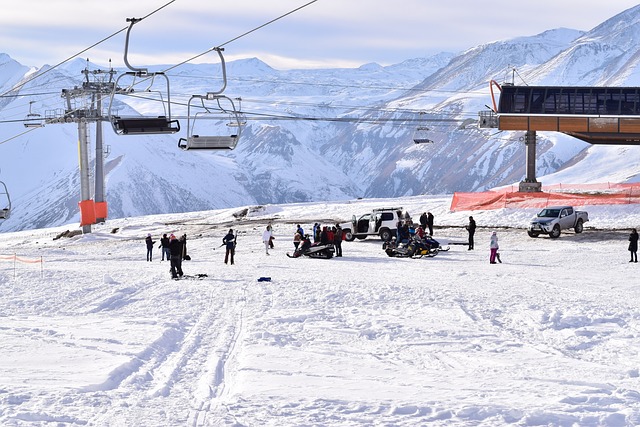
left=223, top=229, right=236, bottom=265
left=145, top=233, right=155, bottom=262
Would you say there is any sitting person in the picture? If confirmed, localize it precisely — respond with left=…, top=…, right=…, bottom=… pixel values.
left=292, top=235, right=313, bottom=257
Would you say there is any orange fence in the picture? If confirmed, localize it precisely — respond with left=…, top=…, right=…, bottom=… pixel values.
left=451, top=183, right=640, bottom=211
left=0, top=254, right=44, bottom=278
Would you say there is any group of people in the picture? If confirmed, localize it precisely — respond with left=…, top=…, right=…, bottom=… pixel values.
left=466, top=216, right=500, bottom=264
left=143, top=214, right=639, bottom=277
left=285, top=223, right=345, bottom=257
left=144, top=233, right=188, bottom=279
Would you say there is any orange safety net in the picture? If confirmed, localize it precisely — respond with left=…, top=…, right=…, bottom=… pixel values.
left=451, top=183, right=640, bottom=211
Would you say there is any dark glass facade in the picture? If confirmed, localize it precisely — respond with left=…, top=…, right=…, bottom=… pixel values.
left=498, top=86, right=640, bottom=116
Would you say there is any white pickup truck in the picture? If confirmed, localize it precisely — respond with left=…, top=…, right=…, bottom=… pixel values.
left=527, top=206, right=589, bottom=238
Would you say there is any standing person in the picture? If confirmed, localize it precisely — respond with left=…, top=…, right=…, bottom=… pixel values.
left=419, top=212, right=428, bottom=230
left=327, top=227, right=335, bottom=244
left=427, top=212, right=435, bottom=236
left=489, top=231, right=499, bottom=264
left=314, top=225, right=321, bottom=243
left=262, top=225, right=273, bottom=255
left=145, top=233, right=155, bottom=262
left=320, top=226, right=329, bottom=245
left=159, top=233, right=170, bottom=261
left=223, top=229, right=236, bottom=265
left=296, top=224, right=304, bottom=237
left=168, top=234, right=184, bottom=279
left=629, top=228, right=639, bottom=263
left=334, top=224, right=343, bottom=257
left=180, top=234, right=189, bottom=260
left=293, top=230, right=302, bottom=251
left=466, top=216, right=476, bottom=250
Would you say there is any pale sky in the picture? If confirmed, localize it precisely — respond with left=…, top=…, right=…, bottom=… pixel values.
left=1, top=0, right=639, bottom=69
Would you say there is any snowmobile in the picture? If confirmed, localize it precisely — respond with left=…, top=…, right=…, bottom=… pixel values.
left=287, top=238, right=335, bottom=259
left=383, top=236, right=448, bottom=258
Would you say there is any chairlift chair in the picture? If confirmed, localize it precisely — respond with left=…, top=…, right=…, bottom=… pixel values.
left=178, top=48, right=244, bottom=151
left=478, top=110, right=498, bottom=128
left=413, top=126, right=433, bottom=144
left=178, top=95, right=243, bottom=150
left=0, top=181, right=11, bottom=220
left=107, top=18, right=180, bottom=136
left=24, top=101, right=43, bottom=128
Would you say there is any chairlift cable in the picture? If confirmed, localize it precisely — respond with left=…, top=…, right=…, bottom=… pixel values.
left=160, top=0, right=319, bottom=74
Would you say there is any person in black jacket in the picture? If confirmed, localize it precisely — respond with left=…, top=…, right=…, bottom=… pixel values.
left=419, top=212, right=428, bottom=230
left=159, top=233, right=170, bottom=261
left=180, top=234, right=188, bottom=260
left=629, top=228, right=639, bottom=263
left=466, top=216, right=476, bottom=250
left=145, top=233, right=155, bottom=262
left=334, top=224, right=343, bottom=257
left=427, top=212, right=435, bottom=236
left=168, top=234, right=184, bottom=279
left=223, top=229, right=236, bottom=265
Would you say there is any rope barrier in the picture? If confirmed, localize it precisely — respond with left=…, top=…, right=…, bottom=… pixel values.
left=0, top=254, right=44, bottom=278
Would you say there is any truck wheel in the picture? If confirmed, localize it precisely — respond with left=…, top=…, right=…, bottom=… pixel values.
left=527, top=231, right=539, bottom=238
left=549, top=225, right=561, bottom=239
left=379, top=228, right=392, bottom=241
left=574, top=219, right=584, bottom=234
left=343, top=229, right=355, bottom=242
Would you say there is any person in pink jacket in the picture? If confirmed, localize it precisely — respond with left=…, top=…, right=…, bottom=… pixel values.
left=489, top=231, right=501, bottom=264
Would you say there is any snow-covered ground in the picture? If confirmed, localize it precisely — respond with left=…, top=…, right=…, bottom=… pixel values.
left=1, top=194, right=639, bottom=426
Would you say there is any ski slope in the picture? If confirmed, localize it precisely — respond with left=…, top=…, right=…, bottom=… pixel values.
left=1, top=195, right=639, bottom=426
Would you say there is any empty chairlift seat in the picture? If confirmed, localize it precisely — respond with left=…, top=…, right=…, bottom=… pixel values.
left=112, top=116, right=180, bottom=135
left=178, top=134, right=238, bottom=150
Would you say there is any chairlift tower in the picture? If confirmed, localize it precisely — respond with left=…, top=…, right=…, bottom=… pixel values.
left=45, top=65, right=117, bottom=233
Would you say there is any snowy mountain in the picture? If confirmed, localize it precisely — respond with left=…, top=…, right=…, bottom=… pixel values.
left=2, top=5, right=640, bottom=232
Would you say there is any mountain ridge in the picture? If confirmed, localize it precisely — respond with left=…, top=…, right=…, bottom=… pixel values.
left=2, top=7, right=640, bottom=232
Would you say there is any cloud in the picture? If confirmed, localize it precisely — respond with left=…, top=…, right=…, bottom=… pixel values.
left=1, top=0, right=639, bottom=69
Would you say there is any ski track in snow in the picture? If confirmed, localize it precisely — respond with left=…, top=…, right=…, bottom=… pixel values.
left=1, top=208, right=640, bottom=425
